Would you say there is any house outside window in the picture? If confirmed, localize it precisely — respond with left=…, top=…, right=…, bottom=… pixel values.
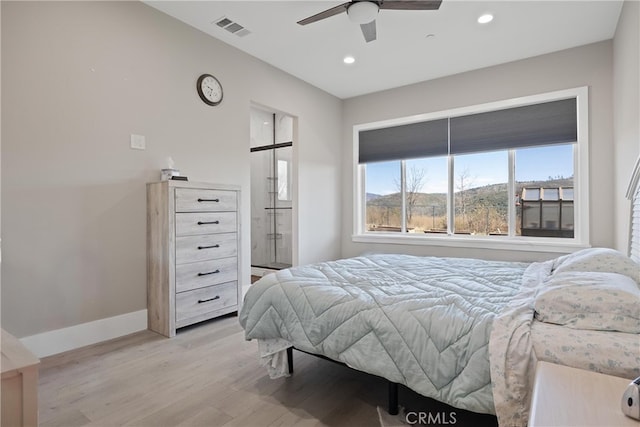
left=354, top=87, right=589, bottom=252
left=520, top=186, right=574, bottom=237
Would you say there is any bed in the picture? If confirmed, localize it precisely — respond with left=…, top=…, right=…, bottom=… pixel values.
left=239, top=158, right=640, bottom=426
left=239, top=248, right=639, bottom=425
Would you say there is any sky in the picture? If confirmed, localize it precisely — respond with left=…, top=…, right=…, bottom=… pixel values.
left=365, top=144, right=574, bottom=195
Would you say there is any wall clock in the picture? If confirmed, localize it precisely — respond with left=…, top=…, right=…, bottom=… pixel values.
left=196, top=74, right=223, bottom=106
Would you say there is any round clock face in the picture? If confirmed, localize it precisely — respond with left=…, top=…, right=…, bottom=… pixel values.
left=197, top=74, right=223, bottom=106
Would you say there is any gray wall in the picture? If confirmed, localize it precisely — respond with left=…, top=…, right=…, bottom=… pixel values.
left=341, top=41, right=616, bottom=262
left=613, top=0, right=640, bottom=253
left=2, top=0, right=636, bottom=340
left=1, top=1, right=343, bottom=337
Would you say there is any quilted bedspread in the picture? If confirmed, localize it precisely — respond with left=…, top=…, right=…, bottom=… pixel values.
left=239, top=253, right=528, bottom=415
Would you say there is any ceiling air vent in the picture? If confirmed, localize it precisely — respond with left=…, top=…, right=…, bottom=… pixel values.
left=213, top=16, right=252, bottom=38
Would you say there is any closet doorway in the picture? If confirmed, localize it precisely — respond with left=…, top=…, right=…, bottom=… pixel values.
left=250, top=107, right=294, bottom=277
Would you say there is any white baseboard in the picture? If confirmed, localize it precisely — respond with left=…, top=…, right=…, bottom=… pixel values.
left=20, top=310, right=148, bottom=358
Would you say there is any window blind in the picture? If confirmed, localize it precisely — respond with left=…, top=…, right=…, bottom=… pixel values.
left=449, top=98, right=577, bottom=155
left=358, top=98, right=577, bottom=163
left=358, top=119, right=448, bottom=163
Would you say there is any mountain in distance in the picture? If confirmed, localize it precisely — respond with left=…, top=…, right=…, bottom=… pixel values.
left=367, top=177, right=574, bottom=213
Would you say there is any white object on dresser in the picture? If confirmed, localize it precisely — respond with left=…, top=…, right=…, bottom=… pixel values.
left=1, top=329, right=39, bottom=427
left=529, top=361, right=639, bottom=426
left=622, top=378, right=640, bottom=420
left=147, top=181, right=242, bottom=338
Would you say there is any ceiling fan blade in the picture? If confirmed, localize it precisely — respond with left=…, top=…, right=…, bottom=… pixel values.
left=379, top=0, right=442, bottom=11
left=360, top=20, right=377, bottom=43
left=297, top=2, right=350, bottom=25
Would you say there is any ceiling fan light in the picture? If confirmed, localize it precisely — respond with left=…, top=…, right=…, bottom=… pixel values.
left=347, top=2, right=379, bottom=25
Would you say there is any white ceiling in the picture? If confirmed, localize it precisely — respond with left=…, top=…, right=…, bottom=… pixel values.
left=145, top=1, right=623, bottom=99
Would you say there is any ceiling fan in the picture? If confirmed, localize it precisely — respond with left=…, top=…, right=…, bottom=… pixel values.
left=297, top=0, right=442, bottom=43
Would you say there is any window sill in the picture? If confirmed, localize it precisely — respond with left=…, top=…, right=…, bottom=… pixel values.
left=352, top=232, right=590, bottom=254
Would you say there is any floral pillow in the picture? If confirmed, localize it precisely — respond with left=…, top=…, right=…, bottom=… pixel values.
left=534, top=271, right=640, bottom=333
left=552, top=247, right=640, bottom=284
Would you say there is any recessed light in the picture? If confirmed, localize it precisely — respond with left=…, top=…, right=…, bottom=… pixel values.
left=343, top=55, right=355, bottom=65
left=478, top=13, right=493, bottom=24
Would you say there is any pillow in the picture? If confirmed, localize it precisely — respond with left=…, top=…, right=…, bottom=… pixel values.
left=552, top=247, right=640, bottom=284
left=534, top=271, right=640, bottom=333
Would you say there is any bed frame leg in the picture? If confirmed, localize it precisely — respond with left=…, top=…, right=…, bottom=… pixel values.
left=388, top=381, right=399, bottom=415
left=287, top=347, right=293, bottom=374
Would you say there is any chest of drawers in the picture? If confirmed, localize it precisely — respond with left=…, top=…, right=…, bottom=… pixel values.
left=147, top=181, right=242, bottom=337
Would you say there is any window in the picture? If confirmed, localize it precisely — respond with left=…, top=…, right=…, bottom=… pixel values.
left=406, top=157, right=448, bottom=233
left=355, top=88, right=589, bottom=251
left=516, top=144, right=574, bottom=237
left=365, top=160, right=401, bottom=232
left=453, top=151, right=508, bottom=235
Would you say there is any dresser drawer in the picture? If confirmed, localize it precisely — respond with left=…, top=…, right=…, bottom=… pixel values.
left=175, top=257, right=238, bottom=293
left=175, top=212, right=237, bottom=237
left=175, top=282, right=238, bottom=327
left=175, top=233, right=237, bottom=264
left=175, top=188, right=237, bottom=213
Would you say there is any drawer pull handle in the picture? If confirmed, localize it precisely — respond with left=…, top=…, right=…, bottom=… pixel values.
left=197, top=296, right=220, bottom=304
left=197, top=198, right=219, bottom=203
left=197, top=244, right=220, bottom=250
left=197, top=220, right=220, bottom=225
left=197, top=269, right=220, bottom=277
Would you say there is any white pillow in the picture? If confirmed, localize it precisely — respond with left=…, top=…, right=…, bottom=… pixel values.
left=534, top=271, right=640, bottom=333
left=552, top=247, right=640, bottom=283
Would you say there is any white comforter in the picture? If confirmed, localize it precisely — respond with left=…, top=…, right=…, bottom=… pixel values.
left=240, top=253, right=527, bottom=415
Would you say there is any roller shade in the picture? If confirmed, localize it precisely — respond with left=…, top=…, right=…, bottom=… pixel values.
left=449, top=98, right=577, bottom=155
left=358, top=119, right=448, bottom=163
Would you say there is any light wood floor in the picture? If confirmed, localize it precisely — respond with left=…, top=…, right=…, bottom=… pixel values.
left=38, top=314, right=498, bottom=427
left=38, top=314, right=386, bottom=427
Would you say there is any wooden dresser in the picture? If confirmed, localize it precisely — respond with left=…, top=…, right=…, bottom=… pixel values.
left=147, top=181, right=242, bottom=338
left=1, top=329, right=39, bottom=427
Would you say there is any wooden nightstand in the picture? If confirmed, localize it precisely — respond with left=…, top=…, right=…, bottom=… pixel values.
left=1, top=329, right=39, bottom=427
left=529, top=361, right=639, bottom=426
